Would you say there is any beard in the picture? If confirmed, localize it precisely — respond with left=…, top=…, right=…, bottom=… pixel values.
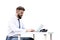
left=17, top=15, right=22, bottom=19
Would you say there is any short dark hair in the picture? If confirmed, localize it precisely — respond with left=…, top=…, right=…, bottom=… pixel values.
left=16, top=6, right=25, bottom=11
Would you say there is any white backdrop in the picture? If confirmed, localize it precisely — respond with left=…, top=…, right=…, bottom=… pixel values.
left=0, top=0, right=60, bottom=40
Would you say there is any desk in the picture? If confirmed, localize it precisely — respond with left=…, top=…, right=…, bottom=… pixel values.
left=16, top=32, right=53, bottom=40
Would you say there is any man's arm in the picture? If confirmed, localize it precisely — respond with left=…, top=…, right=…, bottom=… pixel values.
left=8, top=21, right=26, bottom=33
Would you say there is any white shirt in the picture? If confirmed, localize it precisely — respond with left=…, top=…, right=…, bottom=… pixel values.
left=8, top=15, right=26, bottom=36
left=8, top=15, right=44, bottom=37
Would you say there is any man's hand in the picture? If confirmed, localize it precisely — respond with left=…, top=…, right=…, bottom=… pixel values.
left=26, top=29, right=35, bottom=32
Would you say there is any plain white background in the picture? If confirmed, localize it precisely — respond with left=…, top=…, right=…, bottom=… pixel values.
left=0, top=0, right=60, bottom=40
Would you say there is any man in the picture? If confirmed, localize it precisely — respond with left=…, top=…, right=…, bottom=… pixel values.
left=6, top=6, right=35, bottom=40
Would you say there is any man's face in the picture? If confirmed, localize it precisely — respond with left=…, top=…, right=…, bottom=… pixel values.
left=16, top=10, right=24, bottom=19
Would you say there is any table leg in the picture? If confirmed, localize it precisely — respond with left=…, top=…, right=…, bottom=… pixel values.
left=50, top=33, right=52, bottom=40
left=33, top=34, right=35, bottom=40
left=18, top=34, right=21, bottom=40
left=44, top=34, right=47, bottom=40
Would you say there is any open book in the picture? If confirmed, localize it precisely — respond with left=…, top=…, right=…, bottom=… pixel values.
left=36, top=24, right=44, bottom=32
